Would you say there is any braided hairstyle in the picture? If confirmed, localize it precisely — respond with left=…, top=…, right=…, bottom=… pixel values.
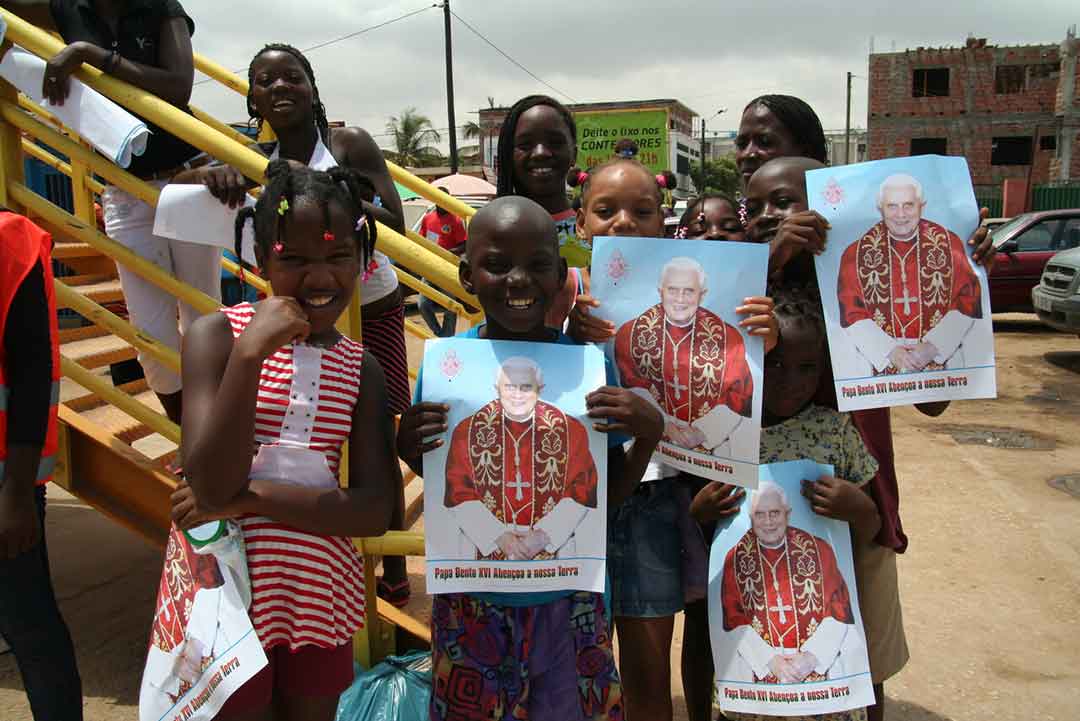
left=496, top=95, right=577, bottom=197
left=247, top=43, right=330, bottom=143
left=743, top=94, right=827, bottom=164
left=678, top=192, right=740, bottom=229
left=567, top=157, right=676, bottom=204
left=233, top=160, right=378, bottom=283
left=771, top=282, right=826, bottom=350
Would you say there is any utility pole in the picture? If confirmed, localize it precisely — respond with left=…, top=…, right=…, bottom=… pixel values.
left=443, top=0, right=459, bottom=174
left=701, top=116, right=707, bottom=169
left=844, top=71, right=853, bottom=165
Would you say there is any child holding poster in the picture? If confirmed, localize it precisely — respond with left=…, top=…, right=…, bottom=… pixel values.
left=566, top=157, right=775, bottom=721
left=692, top=288, right=883, bottom=721
left=396, top=195, right=663, bottom=721
left=172, top=161, right=399, bottom=721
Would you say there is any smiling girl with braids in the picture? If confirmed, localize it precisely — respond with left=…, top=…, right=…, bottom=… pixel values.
left=172, top=160, right=397, bottom=720
left=176, top=43, right=414, bottom=606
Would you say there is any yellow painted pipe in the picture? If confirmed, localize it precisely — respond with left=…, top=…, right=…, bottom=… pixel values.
left=356, top=531, right=425, bottom=557
left=11, top=182, right=220, bottom=315
left=384, top=160, right=478, bottom=220
left=377, top=224, right=475, bottom=307
left=1, top=10, right=268, bottom=184
left=190, top=106, right=257, bottom=148
left=2, top=100, right=161, bottom=205
left=20, top=139, right=106, bottom=195
left=393, top=268, right=478, bottom=320
left=194, top=52, right=249, bottom=96
left=60, top=356, right=181, bottom=443
left=17, top=93, right=63, bottom=129
left=55, top=281, right=181, bottom=374
left=407, top=228, right=461, bottom=266
left=404, top=317, right=435, bottom=341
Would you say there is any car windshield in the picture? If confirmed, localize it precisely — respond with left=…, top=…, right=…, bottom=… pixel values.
left=990, top=214, right=1032, bottom=246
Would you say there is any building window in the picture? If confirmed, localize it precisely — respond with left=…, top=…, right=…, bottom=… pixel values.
left=991, top=137, right=1033, bottom=165
left=995, top=65, right=1025, bottom=94
left=1039, top=135, right=1057, bottom=151
left=913, top=68, right=949, bottom=97
left=1028, top=62, right=1059, bottom=80
left=910, top=137, right=947, bottom=156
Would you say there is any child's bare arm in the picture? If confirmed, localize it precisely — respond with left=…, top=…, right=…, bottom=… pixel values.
left=587, top=386, right=663, bottom=505
left=236, top=354, right=396, bottom=537
left=801, top=475, right=881, bottom=546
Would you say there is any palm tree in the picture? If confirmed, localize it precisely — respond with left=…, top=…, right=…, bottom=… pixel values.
left=384, top=108, right=443, bottom=167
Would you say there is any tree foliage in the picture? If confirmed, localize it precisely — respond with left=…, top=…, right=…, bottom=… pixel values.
left=384, top=107, right=443, bottom=167
left=691, top=155, right=740, bottom=197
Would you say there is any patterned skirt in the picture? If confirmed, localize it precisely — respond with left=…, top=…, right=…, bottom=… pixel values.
left=361, top=299, right=410, bottom=415
left=431, top=592, right=622, bottom=721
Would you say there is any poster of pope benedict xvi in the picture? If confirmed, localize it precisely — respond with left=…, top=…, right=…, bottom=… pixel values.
left=809, top=155, right=997, bottom=411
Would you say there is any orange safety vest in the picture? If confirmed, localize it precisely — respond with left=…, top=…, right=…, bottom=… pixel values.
left=0, top=211, right=60, bottom=486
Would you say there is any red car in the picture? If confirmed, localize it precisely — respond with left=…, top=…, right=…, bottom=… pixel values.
left=989, top=209, right=1080, bottom=313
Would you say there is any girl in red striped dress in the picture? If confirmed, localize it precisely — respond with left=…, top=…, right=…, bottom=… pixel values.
left=173, top=160, right=399, bottom=720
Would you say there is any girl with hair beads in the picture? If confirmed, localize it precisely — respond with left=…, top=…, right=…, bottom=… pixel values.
left=398, top=195, right=665, bottom=721
left=496, top=94, right=587, bottom=327
left=176, top=43, right=413, bottom=607
left=676, top=193, right=746, bottom=241
left=691, top=286, right=881, bottom=721
left=570, top=157, right=774, bottom=721
left=172, top=160, right=398, bottom=721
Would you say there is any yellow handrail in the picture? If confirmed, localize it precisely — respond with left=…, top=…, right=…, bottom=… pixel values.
left=194, top=52, right=249, bottom=96
left=407, top=228, right=462, bottom=266
left=357, top=531, right=425, bottom=557
left=189, top=42, right=479, bottom=224
left=60, top=357, right=181, bottom=443
left=10, top=182, right=220, bottom=314
left=3, top=99, right=161, bottom=205
left=20, top=138, right=106, bottom=196
left=54, top=280, right=181, bottom=374
left=2, top=9, right=268, bottom=183
left=394, top=268, right=478, bottom=320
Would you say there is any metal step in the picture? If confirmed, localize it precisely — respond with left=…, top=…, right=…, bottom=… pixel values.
left=62, top=333, right=136, bottom=369
left=58, top=278, right=124, bottom=307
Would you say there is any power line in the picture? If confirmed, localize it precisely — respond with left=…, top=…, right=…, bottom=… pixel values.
left=193, top=4, right=438, bottom=87
left=448, top=9, right=577, bottom=103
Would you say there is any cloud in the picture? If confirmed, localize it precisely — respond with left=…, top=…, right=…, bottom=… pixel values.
left=186, top=0, right=1078, bottom=151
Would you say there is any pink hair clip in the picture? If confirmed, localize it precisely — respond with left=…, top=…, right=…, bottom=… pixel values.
left=323, top=231, right=335, bottom=242
left=272, top=241, right=284, bottom=254
left=576, top=170, right=589, bottom=186
left=355, top=216, right=367, bottom=232
left=361, top=257, right=378, bottom=282
left=655, top=174, right=669, bottom=189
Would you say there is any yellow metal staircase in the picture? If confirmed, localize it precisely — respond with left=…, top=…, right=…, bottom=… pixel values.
left=1, top=8, right=481, bottom=664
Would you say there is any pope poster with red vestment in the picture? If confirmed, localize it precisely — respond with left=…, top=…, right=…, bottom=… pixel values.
left=590, top=236, right=767, bottom=488
left=421, top=338, right=609, bottom=594
left=709, top=461, right=874, bottom=716
left=809, top=156, right=997, bottom=411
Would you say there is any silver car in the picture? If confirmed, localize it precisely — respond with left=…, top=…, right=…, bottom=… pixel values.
left=1032, top=247, right=1080, bottom=335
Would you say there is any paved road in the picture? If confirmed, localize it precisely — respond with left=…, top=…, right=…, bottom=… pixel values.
left=2, top=314, right=1077, bottom=720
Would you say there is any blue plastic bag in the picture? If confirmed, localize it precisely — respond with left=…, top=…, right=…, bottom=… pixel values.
left=335, top=651, right=432, bottom=721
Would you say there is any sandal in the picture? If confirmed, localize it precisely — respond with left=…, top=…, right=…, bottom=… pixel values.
left=377, top=578, right=411, bottom=609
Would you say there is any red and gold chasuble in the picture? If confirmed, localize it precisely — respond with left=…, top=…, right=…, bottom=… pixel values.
left=721, top=527, right=854, bottom=684
left=838, top=219, right=982, bottom=372
left=444, top=399, right=598, bottom=560
left=615, top=305, right=753, bottom=428
left=148, top=528, right=223, bottom=699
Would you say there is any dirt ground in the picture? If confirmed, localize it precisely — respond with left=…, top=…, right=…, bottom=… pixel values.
left=2, top=313, right=1078, bottom=721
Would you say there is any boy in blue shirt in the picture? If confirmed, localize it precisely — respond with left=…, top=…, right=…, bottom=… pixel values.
left=398, top=196, right=662, bottom=720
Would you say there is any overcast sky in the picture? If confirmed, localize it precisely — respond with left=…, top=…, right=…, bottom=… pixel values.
left=186, top=0, right=1077, bottom=152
